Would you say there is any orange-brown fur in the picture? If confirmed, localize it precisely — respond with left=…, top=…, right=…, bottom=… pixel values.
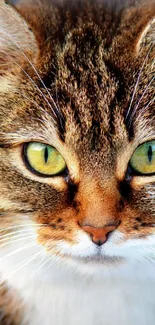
left=0, top=0, right=154, bottom=323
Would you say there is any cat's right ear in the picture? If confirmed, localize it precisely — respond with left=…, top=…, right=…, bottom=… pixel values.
left=0, top=0, right=37, bottom=77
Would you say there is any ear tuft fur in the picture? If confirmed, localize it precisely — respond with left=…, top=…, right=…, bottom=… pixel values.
left=136, top=17, right=155, bottom=53
left=0, top=0, right=37, bottom=76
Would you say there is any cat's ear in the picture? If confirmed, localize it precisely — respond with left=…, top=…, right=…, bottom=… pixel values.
left=134, top=0, right=155, bottom=54
left=0, top=0, right=37, bottom=77
left=136, top=17, right=155, bottom=54
left=6, top=0, right=57, bottom=48
left=6, top=0, right=63, bottom=66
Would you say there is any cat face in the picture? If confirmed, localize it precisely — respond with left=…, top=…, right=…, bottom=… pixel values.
left=0, top=0, right=154, bottom=274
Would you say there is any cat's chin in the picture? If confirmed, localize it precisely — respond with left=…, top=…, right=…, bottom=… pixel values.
left=55, top=249, right=126, bottom=273
left=49, top=252, right=126, bottom=278
left=53, top=232, right=155, bottom=275
left=54, top=230, right=126, bottom=269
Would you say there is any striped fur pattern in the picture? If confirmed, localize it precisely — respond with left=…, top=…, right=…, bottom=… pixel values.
left=0, top=0, right=154, bottom=324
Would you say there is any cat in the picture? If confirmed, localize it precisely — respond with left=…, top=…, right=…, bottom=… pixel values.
left=0, top=0, right=154, bottom=324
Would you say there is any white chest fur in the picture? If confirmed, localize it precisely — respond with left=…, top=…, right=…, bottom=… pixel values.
left=0, top=231, right=155, bottom=325
left=1, top=257, right=155, bottom=325
left=21, top=276, right=155, bottom=325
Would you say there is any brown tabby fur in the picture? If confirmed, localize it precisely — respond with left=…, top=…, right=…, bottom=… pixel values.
left=0, top=0, right=154, bottom=322
left=0, top=284, right=23, bottom=325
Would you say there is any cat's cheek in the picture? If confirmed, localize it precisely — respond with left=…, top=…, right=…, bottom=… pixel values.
left=31, top=207, right=155, bottom=264
left=32, top=202, right=155, bottom=258
left=117, top=207, right=155, bottom=240
left=0, top=75, right=19, bottom=94
left=34, top=209, right=80, bottom=250
left=49, top=231, right=155, bottom=265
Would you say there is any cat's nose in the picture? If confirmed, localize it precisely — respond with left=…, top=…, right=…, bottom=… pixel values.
left=81, top=225, right=117, bottom=246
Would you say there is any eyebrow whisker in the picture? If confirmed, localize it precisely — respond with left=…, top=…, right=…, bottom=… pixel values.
left=128, top=75, right=154, bottom=127
left=0, top=28, right=60, bottom=118
left=136, top=97, right=155, bottom=121
left=125, top=45, right=153, bottom=122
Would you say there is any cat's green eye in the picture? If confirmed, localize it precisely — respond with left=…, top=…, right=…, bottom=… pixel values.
left=24, top=142, right=66, bottom=176
left=130, top=141, right=155, bottom=175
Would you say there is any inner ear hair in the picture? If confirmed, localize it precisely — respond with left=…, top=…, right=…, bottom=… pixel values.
left=136, top=15, right=155, bottom=54
left=0, top=0, right=37, bottom=76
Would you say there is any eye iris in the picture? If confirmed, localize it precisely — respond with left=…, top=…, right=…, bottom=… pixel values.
left=129, top=140, right=155, bottom=175
left=25, top=142, right=66, bottom=176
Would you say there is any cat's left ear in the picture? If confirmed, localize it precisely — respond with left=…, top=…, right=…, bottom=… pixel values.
left=6, top=0, right=57, bottom=48
left=6, top=0, right=65, bottom=67
left=0, top=0, right=38, bottom=86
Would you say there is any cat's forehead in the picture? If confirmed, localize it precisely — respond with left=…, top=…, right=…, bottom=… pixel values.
left=8, top=0, right=155, bottom=50
left=1, top=0, right=155, bottom=159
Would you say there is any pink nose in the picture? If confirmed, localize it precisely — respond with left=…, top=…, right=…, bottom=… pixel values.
left=82, top=225, right=117, bottom=246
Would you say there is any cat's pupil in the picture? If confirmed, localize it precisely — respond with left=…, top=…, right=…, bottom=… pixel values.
left=148, top=145, right=153, bottom=163
left=44, top=147, right=49, bottom=163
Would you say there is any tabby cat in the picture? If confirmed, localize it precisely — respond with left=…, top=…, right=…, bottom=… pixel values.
left=0, top=0, right=154, bottom=324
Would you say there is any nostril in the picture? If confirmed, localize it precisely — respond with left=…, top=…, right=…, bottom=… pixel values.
left=92, top=238, right=106, bottom=246
left=92, top=231, right=111, bottom=246
left=81, top=224, right=118, bottom=246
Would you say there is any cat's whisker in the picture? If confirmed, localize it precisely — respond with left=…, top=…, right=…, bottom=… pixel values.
left=128, top=75, right=155, bottom=126
left=0, top=227, right=40, bottom=236
left=139, top=256, right=151, bottom=266
left=140, top=245, right=155, bottom=254
left=0, top=234, right=36, bottom=248
left=0, top=241, right=37, bottom=263
left=55, top=80, right=59, bottom=106
left=0, top=249, right=44, bottom=287
left=18, top=91, right=62, bottom=135
left=0, top=231, right=34, bottom=242
left=125, top=45, right=153, bottom=121
left=0, top=30, right=61, bottom=120
left=144, top=255, right=155, bottom=264
left=1, top=0, right=58, bottom=78
left=2, top=4, right=59, bottom=80
left=27, top=255, right=53, bottom=284
left=0, top=48, right=57, bottom=125
left=146, top=245, right=155, bottom=251
left=0, top=223, right=46, bottom=232
left=19, top=92, right=55, bottom=123
left=0, top=228, right=39, bottom=240
left=0, top=211, right=34, bottom=216
left=137, top=97, right=155, bottom=120
left=145, top=249, right=155, bottom=257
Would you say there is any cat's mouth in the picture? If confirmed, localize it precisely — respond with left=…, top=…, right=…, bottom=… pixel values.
left=60, top=248, right=125, bottom=266
left=70, top=254, right=124, bottom=265
left=55, top=234, right=126, bottom=266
